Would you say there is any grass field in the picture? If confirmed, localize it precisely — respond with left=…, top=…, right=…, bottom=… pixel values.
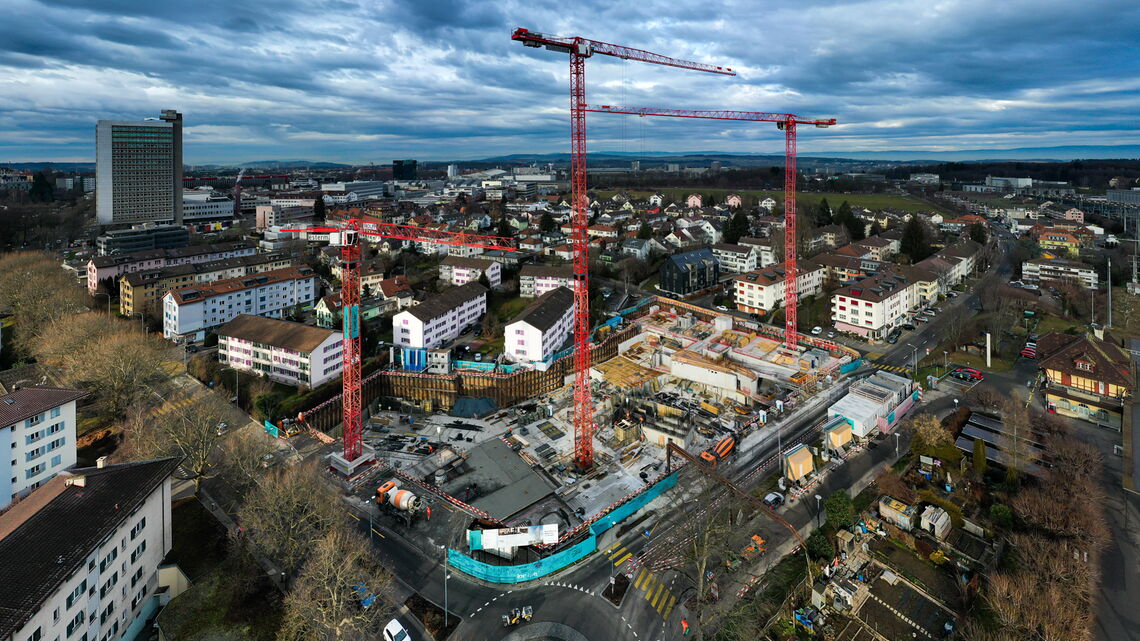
left=592, top=188, right=946, bottom=213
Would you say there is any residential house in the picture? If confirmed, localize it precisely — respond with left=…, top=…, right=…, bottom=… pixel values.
left=1038, top=332, right=1133, bottom=428
left=685, top=194, right=702, bottom=209
left=733, top=260, right=825, bottom=314
left=86, top=241, right=256, bottom=295
left=439, top=256, right=501, bottom=288
left=393, top=282, right=488, bottom=351
left=1022, top=257, right=1097, bottom=289
left=378, top=275, right=415, bottom=309
left=504, top=286, right=575, bottom=364
left=832, top=267, right=928, bottom=340
left=520, top=264, right=575, bottom=298
left=621, top=238, right=651, bottom=261
left=659, top=249, right=720, bottom=297
left=1034, top=228, right=1082, bottom=256
left=711, top=243, right=758, bottom=274
left=217, top=315, right=343, bottom=388
left=0, top=386, right=88, bottom=508
left=738, top=237, right=778, bottom=268
left=161, top=266, right=318, bottom=341
left=0, top=457, right=183, bottom=641
left=852, top=235, right=894, bottom=261
left=119, top=252, right=292, bottom=317
left=725, top=193, right=743, bottom=209
left=807, top=225, right=849, bottom=254
left=586, top=224, right=620, bottom=239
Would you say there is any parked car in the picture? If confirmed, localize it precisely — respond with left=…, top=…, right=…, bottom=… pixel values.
left=901, top=323, right=916, bottom=331
left=715, top=305, right=728, bottom=312
left=953, top=368, right=984, bottom=381
left=827, top=330, right=837, bottom=339
left=383, top=620, right=410, bottom=641
left=811, top=326, right=823, bottom=335
left=916, top=315, right=929, bottom=323
left=763, top=492, right=785, bottom=509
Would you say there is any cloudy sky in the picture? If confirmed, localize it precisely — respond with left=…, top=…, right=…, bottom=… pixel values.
left=1, top=0, right=1138, bottom=164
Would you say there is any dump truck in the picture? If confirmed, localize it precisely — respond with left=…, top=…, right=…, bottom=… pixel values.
left=375, top=480, right=421, bottom=512
left=698, top=435, right=737, bottom=466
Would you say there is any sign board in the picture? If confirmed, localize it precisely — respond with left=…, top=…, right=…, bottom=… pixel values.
left=263, top=420, right=279, bottom=438
left=468, top=524, right=558, bottom=551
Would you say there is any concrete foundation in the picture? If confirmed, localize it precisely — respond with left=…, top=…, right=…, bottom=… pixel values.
left=328, top=444, right=377, bottom=477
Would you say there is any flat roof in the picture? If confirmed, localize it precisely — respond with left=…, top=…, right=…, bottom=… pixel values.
left=452, top=439, right=555, bottom=520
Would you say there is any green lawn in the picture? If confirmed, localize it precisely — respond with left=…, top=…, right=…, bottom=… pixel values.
left=1034, top=313, right=1083, bottom=335
left=592, top=188, right=945, bottom=213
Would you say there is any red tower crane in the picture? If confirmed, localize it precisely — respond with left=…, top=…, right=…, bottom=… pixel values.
left=583, top=105, right=836, bottom=351
left=283, top=218, right=514, bottom=473
left=511, top=28, right=735, bottom=470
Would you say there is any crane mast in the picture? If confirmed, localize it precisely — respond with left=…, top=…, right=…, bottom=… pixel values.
left=583, top=104, right=837, bottom=352
left=513, top=28, right=734, bottom=470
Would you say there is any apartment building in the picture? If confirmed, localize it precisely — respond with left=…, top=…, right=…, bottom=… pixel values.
left=733, top=260, right=825, bottom=314
left=711, top=243, right=758, bottom=274
left=831, top=267, right=934, bottom=340
left=737, top=238, right=778, bottom=268
left=393, top=282, right=487, bottom=350
left=119, top=252, right=291, bottom=316
left=504, top=286, right=575, bottom=364
left=438, top=256, right=501, bottom=288
left=162, top=266, right=317, bottom=341
left=520, top=264, right=575, bottom=298
left=86, top=241, right=256, bottom=295
left=0, top=458, right=181, bottom=641
left=1022, top=257, right=1097, bottom=289
left=217, top=315, right=343, bottom=388
left=1034, top=228, right=1082, bottom=256
left=659, top=248, right=720, bottom=297
left=96, top=110, right=182, bottom=225
left=96, top=224, right=189, bottom=256
left=0, top=386, right=88, bottom=509
left=1038, top=332, right=1133, bottom=428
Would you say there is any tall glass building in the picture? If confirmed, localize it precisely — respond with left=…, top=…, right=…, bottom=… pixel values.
left=96, top=110, right=183, bottom=225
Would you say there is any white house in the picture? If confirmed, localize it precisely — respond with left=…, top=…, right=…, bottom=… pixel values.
left=1022, top=257, right=1097, bottom=289
left=86, top=242, right=256, bottom=295
left=831, top=267, right=934, bottom=340
left=0, top=386, right=87, bottom=509
left=438, top=256, right=501, bottom=288
left=162, top=265, right=317, bottom=341
left=217, top=315, right=344, bottom=388
left=504, top=287, right=575, bottom=364
left=759, top=197, right=777, bottom=212
left=519, top=264, right=575, bottom=298
left=393, top=282, right=487, bottom=350
left=0, top=457, right=182, bottom=641
left=711, top=243, right=758, bottom=274
left=733, top=261, right=825, bottom=314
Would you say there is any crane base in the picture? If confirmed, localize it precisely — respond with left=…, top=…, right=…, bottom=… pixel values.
left=328, top=444, right=377, bottom=478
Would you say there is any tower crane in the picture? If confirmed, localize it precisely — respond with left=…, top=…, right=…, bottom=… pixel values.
left=232, top=168, right=246, bottom=219
left=511, top=28, right=736, bottom=470
left=583, top=105, right=837, bottom=351
left=282, top=218, right=514, bottom=474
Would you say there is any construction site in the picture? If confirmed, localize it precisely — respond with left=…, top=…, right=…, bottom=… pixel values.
left=283, top=27, right=863, bottom=587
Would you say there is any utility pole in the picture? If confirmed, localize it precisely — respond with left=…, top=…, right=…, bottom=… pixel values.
left=1107, top=255, right=1112, bottom=328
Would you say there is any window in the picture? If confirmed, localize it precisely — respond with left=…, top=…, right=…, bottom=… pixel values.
left=66, top=610, right=86, bottom=637
left=26, top=463, right=46, bottom=479
left=27, top=627, right=41, bottom=641
left=98, top=548, right=118, bottom=573
left=1076, top=361, right=1093, bottom=372
left=66, top=580, right=87, bottom=608
left=130, top=517, right=146, bottom=540
left=130, top=541, right=147, bottom=563
left=130, top=567, right=145, bottom=588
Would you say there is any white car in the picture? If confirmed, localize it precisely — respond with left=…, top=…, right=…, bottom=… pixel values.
left=715, top=305, right=728, bottom=312
left=810, top=326, right=823, bottom=335
left=384, top=620, right=410, bottom=641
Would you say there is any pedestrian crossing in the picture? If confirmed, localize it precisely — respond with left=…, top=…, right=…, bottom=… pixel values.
left=605, top=544, right=677, bottom=618
left=874, top=364, right=910, bottom=374
left=154, top=396, right=196, bottom=416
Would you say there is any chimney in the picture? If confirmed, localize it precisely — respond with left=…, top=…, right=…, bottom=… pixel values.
left=65, top=475, right=86, bottom=488
left=96, top=456, right=109, bottom=469
left=1093, top=326, right=1105, bottom=341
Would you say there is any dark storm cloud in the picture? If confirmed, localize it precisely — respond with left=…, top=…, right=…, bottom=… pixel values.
left=0, top=0, right=1137, bottom=162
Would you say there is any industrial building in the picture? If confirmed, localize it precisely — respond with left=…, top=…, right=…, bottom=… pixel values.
left=828, top=371, right=917, bottom=439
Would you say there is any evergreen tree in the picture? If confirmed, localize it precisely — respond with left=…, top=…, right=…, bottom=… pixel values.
left=969, top=222, right=988, bottom=244
left=815, top=197, right=832, bottom=225
left=312, top=197, right=326, bottom=222
left=638, top=223, right=653, bottom=240
left=539, top=213, right=557, bottom=233
left=725, top=210, right=750, bottom=244
left=901, top=215, right=931, bottom=262
left=29, top=172, right=54, bottom=203
left=869, top=220, right=884, bottom=237
left=496, top=215, right=512, bottom=237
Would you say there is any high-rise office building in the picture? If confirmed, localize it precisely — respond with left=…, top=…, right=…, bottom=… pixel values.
left=96, top=110, right=183, bottom=225
left=392, top=159, right=418, bottom=180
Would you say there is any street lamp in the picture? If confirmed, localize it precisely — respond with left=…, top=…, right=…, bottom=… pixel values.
left=942, top=350, right=948, bottom=373
left=910, top=345, right=919, bottom=373
left=440, top=544, right=450, bottom=627
left=814, top=494, right=823, bottom=529
left=219, top=366, right=240, bottom=408
left=894, top=432, right=901, bottom=457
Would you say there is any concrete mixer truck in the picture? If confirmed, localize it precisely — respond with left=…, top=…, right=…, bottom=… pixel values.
left=375, top=480, right=422, bottom=514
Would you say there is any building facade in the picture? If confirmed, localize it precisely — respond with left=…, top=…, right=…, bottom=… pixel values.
left=162, top=266, right=318, bottom=341
left=0, top=387, right=87, bottom=509
left=0, top=458, right=181, bottom=641
left=1038, top=332, right=1133, bottom=428
left=87, top=241, right=256, bottom=295
left=504, top=286, right=575, bottom=364
left=393, top=282, right=487, bottom=350
left=659, top=248, right=720, bottom=297
left=733, top=261, right=825, bottom=314
left=119, top=252, right=291, bottom=316
left=831, top=268, right=930, bottom=340
left=519, top=264, right=574, bottom=298
left=711, top=243, right=758, bottom=274
left=1022, top=257, right=1098, bottom=289
left=438, top=256, right=501, bottom=288
left=217, top=315, right=343, bottom=388
left=96, top=110, right=183, bottom=225
left=96, top=224, right=189, bottom=256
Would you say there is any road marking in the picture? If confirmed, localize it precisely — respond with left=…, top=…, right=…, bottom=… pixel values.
left=348, top=512, right=360, bottom=521
left=608, top=545, right=628, bottom=560
left=483, top=601, right=490, bottom=607
left=370, top=527, right=385, bottom=539
left=643, top=578, right=657, bottom=600
left=663, top=594, right=677, bottom=618
left=614, top=552, right=633, bottom=566
left=634, top=569, right=648, bottom=589
left=650, top=583, right=665, bottom=608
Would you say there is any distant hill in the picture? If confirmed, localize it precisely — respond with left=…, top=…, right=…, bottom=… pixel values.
left=237, top=160, right=352, bottom=169
left=2, top=162, right=95, bottom=172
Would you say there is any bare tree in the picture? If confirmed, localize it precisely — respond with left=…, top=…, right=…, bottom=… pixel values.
left=215, top=428, right=279, bottom=496
left=119, top=393, right=230, bottom=491
left=875, top=469, right=916, bottom=504
left=964, top=384, right=1003, bottom=412
left=908, top=412, right=952, bottom=451
left=237, top=462, right=344, bottom=576
left=0, top=252, right=86, bottom=358
left=278, top=526, right=394, bottom=641
left=997, top=399, right=1032, bottom=483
